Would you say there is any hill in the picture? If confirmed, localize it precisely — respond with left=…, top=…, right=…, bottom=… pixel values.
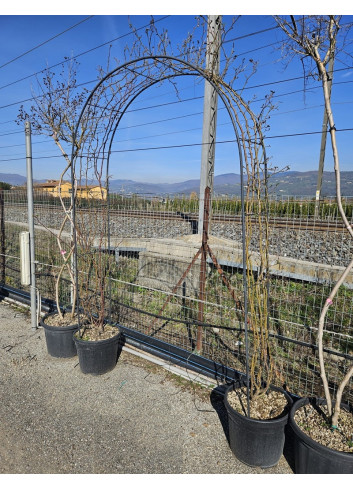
left=1, top=171, right=352, bottom=197
left=108, top=171, right=353, bottom=197
left=0, top=173, right=28, bottom=186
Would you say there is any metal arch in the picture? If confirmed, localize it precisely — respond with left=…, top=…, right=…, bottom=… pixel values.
left=103, top=71, right=196, bottom=320
left=70, top=57, right=248, bottom=206
left=71, top=55, right=243, bottom=161
left=104, top=72, right=197, bottom=186
left=70, top=54, right=251, bottom=401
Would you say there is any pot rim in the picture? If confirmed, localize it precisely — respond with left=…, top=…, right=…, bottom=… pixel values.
left=41, top=307, right=94, bottom=330
left=290, top=396, right=353, bottom=459
left=42, top=321, right=79, bottom=332
left=41, top=311, right=80, bottom=331
left=224, top=381, right=293, bottom=425
left=73, top=327, right=121, bottom=345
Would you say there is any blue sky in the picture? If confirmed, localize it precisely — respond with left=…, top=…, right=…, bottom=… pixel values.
left=0, top=6, right=352, bottom=184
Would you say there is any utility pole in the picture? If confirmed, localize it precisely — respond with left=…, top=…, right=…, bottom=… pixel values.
left=198, top=15, right=222, bottom=235
left=25, top=119, right=37, bottom=330
left=315, top=55, right=335, bottom=217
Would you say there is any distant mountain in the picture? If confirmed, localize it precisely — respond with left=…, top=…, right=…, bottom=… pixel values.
left=0, top=173, right=28, bottom=186
left=108, top=173, right=243, bottom=195
left=108, top=178, right=199, bottom=195
left=269, top=171, right=353, bottom=197
left=110, top=171, right=353, bottom=198
left=1, top=171, right=352, bottom=197
left=109, top=171, right=353, bottom=197
left=214, top=173, right=242, bottom=185
left=0, top=173, right=48, bottom=186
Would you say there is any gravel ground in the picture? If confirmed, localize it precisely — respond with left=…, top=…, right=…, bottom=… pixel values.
left=5, top=204, right=352, bottom=267
left=0, top=300, right=294, bottom=474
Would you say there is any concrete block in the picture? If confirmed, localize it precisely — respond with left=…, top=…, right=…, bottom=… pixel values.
left=137, top=250, right=202, bottom=296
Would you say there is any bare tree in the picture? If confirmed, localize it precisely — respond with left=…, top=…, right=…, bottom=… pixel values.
left=17, top=59, right=89, bottom=322
left=16, top=53, right=145, bottom=329
left=274, top=15, right=353, bottom=428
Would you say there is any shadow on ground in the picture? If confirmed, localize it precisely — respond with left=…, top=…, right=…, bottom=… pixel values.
left=210, top=384, right=230, bottom=444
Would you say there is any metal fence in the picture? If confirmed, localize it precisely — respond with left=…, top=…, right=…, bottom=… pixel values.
left=1, top=188, right=353, bottom=404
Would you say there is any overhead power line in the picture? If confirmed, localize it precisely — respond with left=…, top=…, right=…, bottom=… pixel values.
left=0, top=130, right=23, bottom=137
left=0, top=35, right=281, bottom=98
left=0, top=17, right=304, bottom=97
left=1, top=60, right=352, bottom=112
left=0, top=127, right=353, bottom=163
left=105, top=127, right=353, bottom=154
left=0, top=16, right=351, bottom=112
left=224, top=16, right=353, bottom=46
left=0, top=16, right=94, bottom=70
left=0, top=16, right=170, bottom=93
left=224, top=24, right=280, bottom=44
left=0, top=140, right=48, bottom=149
left=0, top=14, right=352, bottom=99
left=2, top=98, right=353, bottom=157
left=0, top=15, right=246, bottom=93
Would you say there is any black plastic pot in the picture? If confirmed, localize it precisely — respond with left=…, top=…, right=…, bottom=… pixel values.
left=73, top=328, right=122, bottom=375
left=290, top=397, right=353, bottom=474
left=224, top=381, right=293, bottom=468
left=41, top=311, right=79, bottom=358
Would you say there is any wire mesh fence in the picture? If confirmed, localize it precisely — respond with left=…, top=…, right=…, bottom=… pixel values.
left=1, top=188, right=353, bottom=405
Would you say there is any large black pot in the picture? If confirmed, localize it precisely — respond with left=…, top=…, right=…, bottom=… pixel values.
left=73, top=328, right=122, bottom=375
left=290, top=397, right=353, bottom=474
left=41, top=311, right=79, bottom=358
left=224, top=381, right=293, bottom=468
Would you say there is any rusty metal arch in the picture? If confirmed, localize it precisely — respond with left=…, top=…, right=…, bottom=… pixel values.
left=69, top=54, right=270, bottom=390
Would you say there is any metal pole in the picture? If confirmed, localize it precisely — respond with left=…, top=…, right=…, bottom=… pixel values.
left=106, top=152, right=112, bottom=323
left=315, top=55, right=334, bottom=217
left=198, top=15, right=221, bottom=235
left=70, top=208, right=75, bottom=307
left=25, top=120, right=37, bottom=330
left=70, top=159, right=76, bottom=308
left=0, top=189, right=5, bottom=284
left=196, top=186, right=211, bottom=352
left=70, top=140, right=81, bottom=334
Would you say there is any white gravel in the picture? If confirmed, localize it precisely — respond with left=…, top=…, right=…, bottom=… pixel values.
left=5, top=204, right=351, bottom=267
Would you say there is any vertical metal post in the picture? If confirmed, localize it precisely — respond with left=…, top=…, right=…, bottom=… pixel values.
left=198, top=15, right=221, bottom=235
left=25, top=120, right=37, bottom=330
left=196, top=186, right=211, bottom=353
left=70, top=141, right=80, bottom=333
left=106, top=152, right=112, bottom=323
left=70, top=165, right=76, bottom=308
left=315, top=55, right=334, bottom=217
left=70, top=212, right=75, bottom=307
left=0, top=189, right=5, bottom=284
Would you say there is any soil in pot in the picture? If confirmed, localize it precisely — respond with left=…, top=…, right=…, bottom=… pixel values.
left=77, top=324, right=119, bottom=342
left=43, top=311, right=83, bottom=327
left=227, top=386, right=289, bottom=420
left=290, top=397, right=353, bottom=473
left=294, top=401, right=353, bottom=453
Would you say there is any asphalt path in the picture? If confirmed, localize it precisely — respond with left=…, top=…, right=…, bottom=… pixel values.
left=0, top=299, right=293, bottom=475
